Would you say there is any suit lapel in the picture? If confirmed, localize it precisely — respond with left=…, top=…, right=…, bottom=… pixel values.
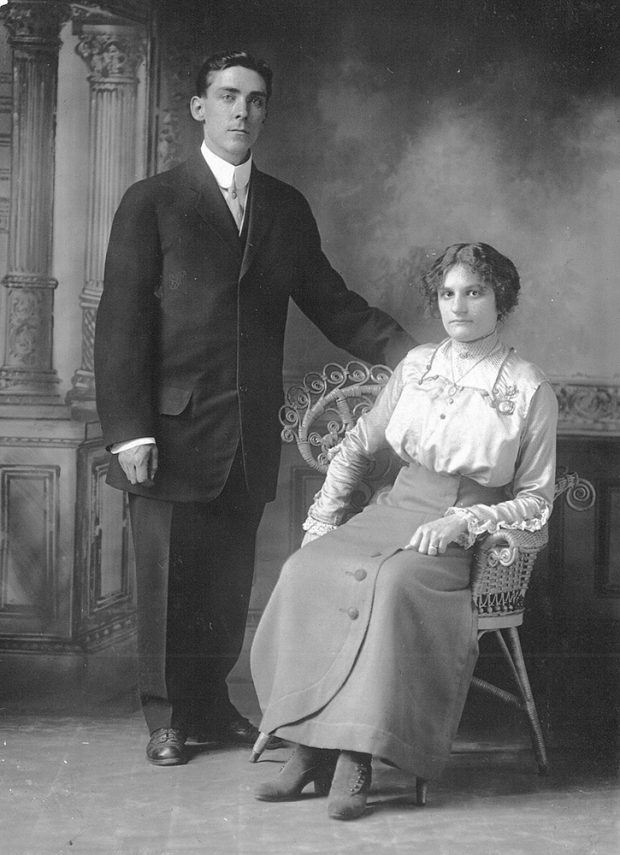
left=240, top=165, right=275, bottom=281
left=185, top=152, right=243, bottom=259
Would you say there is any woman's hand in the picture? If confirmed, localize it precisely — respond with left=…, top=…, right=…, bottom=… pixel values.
left=406, top=515, right=468, bottom=556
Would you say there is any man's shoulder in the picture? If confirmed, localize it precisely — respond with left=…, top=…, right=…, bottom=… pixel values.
left=252, top=166, right=308, bottom=205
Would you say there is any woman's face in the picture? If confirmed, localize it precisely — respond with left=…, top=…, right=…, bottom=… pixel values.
left=438, top=264, right=498, bottom=342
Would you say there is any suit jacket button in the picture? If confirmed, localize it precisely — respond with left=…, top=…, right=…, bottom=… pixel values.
left=354, top=568, right=367, bottom=581
left=347, top=607, right=359, bottom=620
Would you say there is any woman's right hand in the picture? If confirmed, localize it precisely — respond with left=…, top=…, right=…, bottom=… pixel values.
left=405, top=514, right=468, bottom=556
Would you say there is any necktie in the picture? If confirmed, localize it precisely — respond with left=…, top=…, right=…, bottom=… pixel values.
left=227, top=175, right=244, bottom=231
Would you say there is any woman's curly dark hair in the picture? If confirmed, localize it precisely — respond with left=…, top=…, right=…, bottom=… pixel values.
left=420, top=243, right=520, bottom=321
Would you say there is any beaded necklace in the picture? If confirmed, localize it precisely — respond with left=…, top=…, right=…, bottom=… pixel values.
left=417, top=330, right=514, bottom=411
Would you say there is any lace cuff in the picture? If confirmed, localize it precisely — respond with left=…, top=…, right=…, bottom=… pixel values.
left=302, top=516, right=339, bottom=537
left=445, top=502, right=553, bottom=549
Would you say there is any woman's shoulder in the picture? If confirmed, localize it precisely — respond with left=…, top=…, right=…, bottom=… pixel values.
left=395, top=343, right=440, bottom=382
left=503, top=347, right=552, bottom=390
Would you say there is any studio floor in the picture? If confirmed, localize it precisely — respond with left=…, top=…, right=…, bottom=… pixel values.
left=1, top=704, right=618, bottom=855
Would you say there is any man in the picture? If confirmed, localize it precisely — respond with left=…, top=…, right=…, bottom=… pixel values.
left=94, top=50, right=414, bottom=767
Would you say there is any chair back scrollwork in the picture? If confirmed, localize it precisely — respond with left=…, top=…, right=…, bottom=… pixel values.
left=279, top=362, right=400, bottom=512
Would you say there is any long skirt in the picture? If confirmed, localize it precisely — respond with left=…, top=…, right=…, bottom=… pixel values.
left=250, top=462, right=505, bottom=781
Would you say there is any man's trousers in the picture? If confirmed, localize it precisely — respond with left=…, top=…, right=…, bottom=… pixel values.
left=128, top=457, right=265, bottom=734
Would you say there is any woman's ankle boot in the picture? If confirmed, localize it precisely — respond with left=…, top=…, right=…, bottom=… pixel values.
left=327, top=750, right=372, bottom=820
left=255, top=744, right=336, bottom=801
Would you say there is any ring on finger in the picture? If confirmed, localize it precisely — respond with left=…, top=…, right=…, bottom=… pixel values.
left=428, top=545, right=438, bottom=554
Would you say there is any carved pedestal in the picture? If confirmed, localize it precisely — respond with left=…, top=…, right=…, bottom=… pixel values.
left=0, top=419, right=136, bottom=710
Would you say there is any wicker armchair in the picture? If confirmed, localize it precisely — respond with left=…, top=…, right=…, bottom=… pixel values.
left=250, top=362, right=595, bottom=804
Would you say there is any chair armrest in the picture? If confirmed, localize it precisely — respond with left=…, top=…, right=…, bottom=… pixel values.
left=471, top=526, right=548, bottom=616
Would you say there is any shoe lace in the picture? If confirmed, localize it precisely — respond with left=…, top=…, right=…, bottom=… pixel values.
left=155, top=728, right=184, bottom=745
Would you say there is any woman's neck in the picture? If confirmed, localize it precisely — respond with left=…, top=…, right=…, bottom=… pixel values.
left=449, top=327, right=499, bottom=361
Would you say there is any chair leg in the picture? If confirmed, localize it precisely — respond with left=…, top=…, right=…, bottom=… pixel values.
left=503, top=627, right=549, bottom=775
left=249, top=731, right=272, bottom=763
left=415, top=777, right=427, bottom=806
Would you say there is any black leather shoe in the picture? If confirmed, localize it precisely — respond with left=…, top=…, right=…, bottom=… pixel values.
left=146, top=728, right=187, bottom=766
left=223, top=717, right=287, bottom=750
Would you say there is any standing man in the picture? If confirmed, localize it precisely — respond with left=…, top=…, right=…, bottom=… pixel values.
left=94, top=50, right=414, bottom=767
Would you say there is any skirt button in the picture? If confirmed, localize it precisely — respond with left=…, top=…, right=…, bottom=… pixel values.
left=347, top=607, right=360, bottom=620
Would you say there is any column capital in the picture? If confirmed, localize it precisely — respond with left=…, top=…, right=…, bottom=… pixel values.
left=1, top=1, right=71, bottom=47
left=75, top=25, right=145, bottom=81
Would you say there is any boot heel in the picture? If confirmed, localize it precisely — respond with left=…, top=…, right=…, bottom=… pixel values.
left=314, top=772, right=333, bottom=796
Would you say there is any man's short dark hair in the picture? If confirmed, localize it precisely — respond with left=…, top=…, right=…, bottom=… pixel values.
left=195, top=50, right=273, bottom=100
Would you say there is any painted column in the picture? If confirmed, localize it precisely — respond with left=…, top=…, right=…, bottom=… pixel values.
left=67, top=23, right=145, bottom=408
left=0, top=0, right=71, bottom=405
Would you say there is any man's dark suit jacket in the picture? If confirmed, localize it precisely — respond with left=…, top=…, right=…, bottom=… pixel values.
left=94, top=152, right=413, bottom=505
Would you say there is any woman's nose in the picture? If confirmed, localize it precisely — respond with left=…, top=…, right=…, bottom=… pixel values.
left=452, top=295, right=467, bottom=313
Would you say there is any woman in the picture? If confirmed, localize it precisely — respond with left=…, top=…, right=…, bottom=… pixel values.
left=250, top=243, right=558, bottom=821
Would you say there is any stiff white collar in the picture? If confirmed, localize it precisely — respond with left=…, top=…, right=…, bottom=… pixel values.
left=200, top=141, right=252, bottom=191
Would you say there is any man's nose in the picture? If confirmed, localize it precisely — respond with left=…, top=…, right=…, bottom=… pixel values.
left=234, top=98, right=248, bottom=119
left=452, top=295, right=467, bottom=313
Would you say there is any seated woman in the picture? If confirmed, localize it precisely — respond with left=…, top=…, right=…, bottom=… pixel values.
left=250, top=242, right=558, bottom=821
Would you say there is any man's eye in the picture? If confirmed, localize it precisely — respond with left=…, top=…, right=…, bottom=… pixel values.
left=250, top=96, right=266, bottom=107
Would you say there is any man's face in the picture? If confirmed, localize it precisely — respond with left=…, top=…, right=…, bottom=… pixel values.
left=190, top=65, right=268, bottom=165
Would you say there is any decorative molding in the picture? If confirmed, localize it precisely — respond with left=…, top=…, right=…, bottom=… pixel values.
left=552, top=379, right=620, bottom=436
left=0, top=464, right=59, bottom=622
left=73, top=443, right=135, bottom=643
left=71, top=1, right=152, bottom=26
left=0, top=613, right=136, bottom=653
left=0, top=436, right=83, bottom=447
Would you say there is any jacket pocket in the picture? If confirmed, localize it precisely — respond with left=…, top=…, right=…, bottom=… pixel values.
left=158, top=385, right=192, bottom=415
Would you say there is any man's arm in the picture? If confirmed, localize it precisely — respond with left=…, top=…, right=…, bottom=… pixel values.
left=94, top=180, right=162, bottom=451
left=289, top=194, right=416, bottom=367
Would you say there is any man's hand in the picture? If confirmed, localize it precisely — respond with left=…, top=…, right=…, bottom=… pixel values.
left=118, top=443, right=158, bottom=486
left=405, top=515, right=467, bottom=556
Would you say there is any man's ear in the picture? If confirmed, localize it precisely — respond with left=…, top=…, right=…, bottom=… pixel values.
left=190, top=95, right=205, bottom=122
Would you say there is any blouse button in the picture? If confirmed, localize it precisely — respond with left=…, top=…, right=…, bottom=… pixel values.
left=440, top=413, right=446, bottom=419
left=347, top=607, right=360, bottom=620
left=354, top=568, right=367, bottom=581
